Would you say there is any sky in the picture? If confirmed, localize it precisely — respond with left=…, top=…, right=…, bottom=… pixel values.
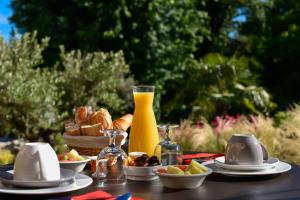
left=0, top=0, right=13, bottom=41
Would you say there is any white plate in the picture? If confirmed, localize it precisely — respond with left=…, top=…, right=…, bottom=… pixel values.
left=204, top=161, right=291, bottom=176
left=214, top=156, right=280, bottom=171
left=0, top=168, right=75, bottom=188
left=0, top=173, right=92, bottom=195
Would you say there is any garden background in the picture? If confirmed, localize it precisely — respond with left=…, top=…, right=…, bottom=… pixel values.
left=0, top=0, right=300, bottom=164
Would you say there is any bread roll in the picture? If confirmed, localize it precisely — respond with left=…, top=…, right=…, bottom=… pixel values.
left=113, top=114, right=133, bottom=131
left=75, top=106, right=89, bottom=124
left=89, top=108, right=113, bottom=129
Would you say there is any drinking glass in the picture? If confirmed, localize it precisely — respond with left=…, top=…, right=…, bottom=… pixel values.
left=95, top=129, right=127, bottom=186
left=155, top=124, right=182, bottom=166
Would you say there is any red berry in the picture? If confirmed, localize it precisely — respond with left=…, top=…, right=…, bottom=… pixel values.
left=177, top=165, right=187, bottom=171
left=157, top=168, right=167, bottom=173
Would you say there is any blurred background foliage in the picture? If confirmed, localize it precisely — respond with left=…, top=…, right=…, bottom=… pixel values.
left=0, top=150, right=14, bottom=165
left=164, top=53, right=275, bottom=121
left=0, top=0, right=298, bottom=141
left=171, top=104, right=300, bottom=164
left=239, top=0, right=300, bottom=110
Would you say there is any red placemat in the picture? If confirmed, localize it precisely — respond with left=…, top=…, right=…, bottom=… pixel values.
left=182, top=153, right=224, bottom=164
left=57, top=190, right=144, bottom=200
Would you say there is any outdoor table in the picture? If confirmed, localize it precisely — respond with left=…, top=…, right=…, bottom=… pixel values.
left=0, top=164, right=299, bottom=200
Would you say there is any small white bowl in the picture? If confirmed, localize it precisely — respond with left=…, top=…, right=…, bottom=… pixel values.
left=124, top=165, right=160, bottom=181
left=154, top=166, right=212, bottom=189
left=59, top=157, right=90, bottom=173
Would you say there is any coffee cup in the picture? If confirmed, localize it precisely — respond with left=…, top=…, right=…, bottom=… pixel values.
left=225, top=134, right=268, bottom=165
left=14, top=143, right=60, bottom=181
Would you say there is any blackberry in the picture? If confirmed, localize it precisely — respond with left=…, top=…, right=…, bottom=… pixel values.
left=147, top=156, right=160, bottom=166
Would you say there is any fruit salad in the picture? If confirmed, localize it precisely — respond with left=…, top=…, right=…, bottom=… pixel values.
left=58, top=149, right=85, bottom=161
left=157, top=160, right=208, bottom=175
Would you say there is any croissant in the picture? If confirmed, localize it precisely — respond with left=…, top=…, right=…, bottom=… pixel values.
left=113, top=114, right=133, bottom=131
left=89, top=108, right=113, bottom=129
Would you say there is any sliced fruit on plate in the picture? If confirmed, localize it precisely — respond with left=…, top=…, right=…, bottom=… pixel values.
left=167, top=166, right=184, bottom=175
left=177, top=165, right=187, bottom=172
left=58, top=149, right=85, bottom=161
left=184, top=171, right=192, bottom=175
left=190, top=159, right=208, bottom=172
left=156, top=160, right=209, bottom=175
left=66, top=149, right=80, bottom=160
left=189, top=165, right=205, bottom=174
left=157, top=168, right=167, bottom=173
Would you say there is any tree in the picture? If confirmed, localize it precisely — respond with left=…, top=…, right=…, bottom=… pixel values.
left=11, top=0, right=214, bottom=117
left=10, top=0, right=275, bottom=121
left=238, top=0, right=300, bottom=110
left=163, top=53, right=275, bottom=121
left=11, top=0, right=209, bottom=82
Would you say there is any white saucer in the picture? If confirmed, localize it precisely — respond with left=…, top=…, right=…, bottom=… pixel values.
left=214, top=156, right=280, bottom=171
left=0, top=173, right=92, bottom=195
left=0, top=168, right=75, bottom=188
left=204, top=161, right=291, bottom=176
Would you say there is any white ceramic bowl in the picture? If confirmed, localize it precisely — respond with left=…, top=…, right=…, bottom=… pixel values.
left=124, top=166, right=160, bottom=181
left=59, top=157, right=90, bottom=173
left=154, top=166, right=212, bottom=189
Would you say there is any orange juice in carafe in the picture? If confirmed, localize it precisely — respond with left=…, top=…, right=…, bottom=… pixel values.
left=129, top=85, right=159, bottom=156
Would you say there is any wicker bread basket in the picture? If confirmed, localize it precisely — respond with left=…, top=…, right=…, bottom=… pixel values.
left=63, top=132, right=127, bottom=156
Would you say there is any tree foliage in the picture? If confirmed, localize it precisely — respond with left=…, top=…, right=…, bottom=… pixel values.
left=9, top=0, right=283, bottom=123
left=164, top=53, right=275, bottom=120
left=10, top=0, right=210, bottom=83
left=237, top=0, right=300, bottom=110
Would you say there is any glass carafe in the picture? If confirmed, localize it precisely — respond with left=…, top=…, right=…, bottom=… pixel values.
left=155, top=124, right=182, bottom=166
left=95, top=129, right=127, bottom=187
left=129, top=85, right=159, bottom=156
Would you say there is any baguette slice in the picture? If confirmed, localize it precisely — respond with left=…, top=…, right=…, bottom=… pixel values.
left=66, top=124, right=81, bottom=136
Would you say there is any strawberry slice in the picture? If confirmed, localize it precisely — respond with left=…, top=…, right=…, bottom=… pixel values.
left=177, top=165, right=187, bottom=172
left=157, top=168, right=167, bottom=173
left=57, top=154, right=63, bottom=161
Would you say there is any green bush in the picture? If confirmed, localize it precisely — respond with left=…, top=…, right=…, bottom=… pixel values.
left=58, top=46, right=133, bottom=119
left=0, top=32, right=132, bottom=141
left=0, top=33, right=62, bottom=140
left=163, top=53, right=275, bottom=120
